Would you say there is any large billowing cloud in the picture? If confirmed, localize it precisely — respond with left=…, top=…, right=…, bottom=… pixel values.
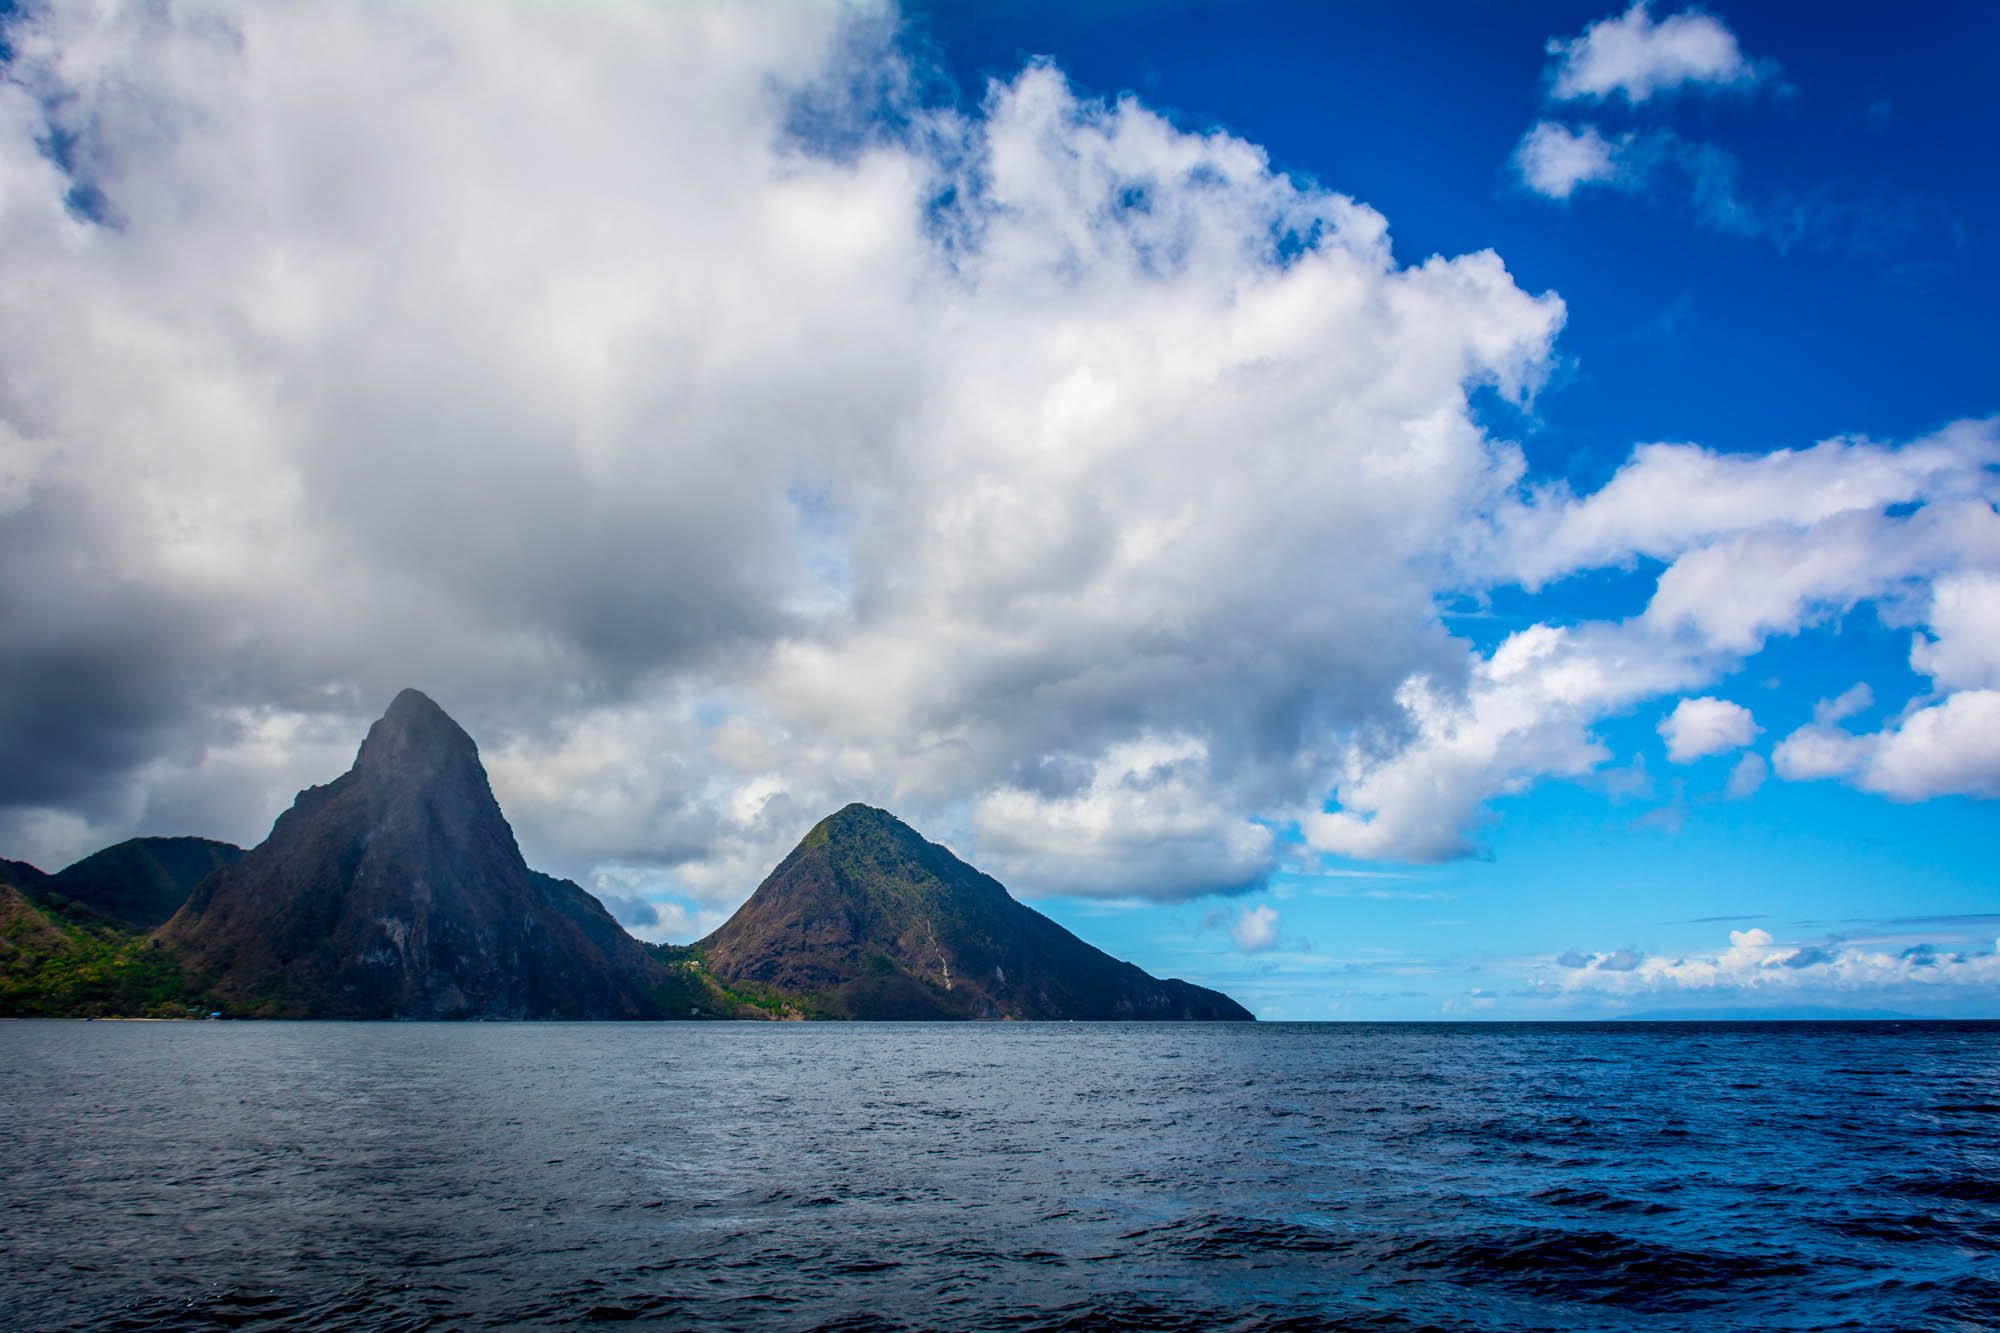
left=0, top=1, right=1992, bottom=929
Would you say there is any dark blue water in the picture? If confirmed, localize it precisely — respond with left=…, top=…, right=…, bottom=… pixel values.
left=3, top=1021, right=1995, bottom=1332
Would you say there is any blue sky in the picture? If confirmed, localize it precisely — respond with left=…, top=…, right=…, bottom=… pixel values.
left=0, top=1, right=1994, bottom=1017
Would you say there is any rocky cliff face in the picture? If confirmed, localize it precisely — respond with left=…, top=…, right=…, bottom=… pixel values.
left=159, top=689, right=666, bottom=1019
left=699, top=804, right=1253, bottom=1021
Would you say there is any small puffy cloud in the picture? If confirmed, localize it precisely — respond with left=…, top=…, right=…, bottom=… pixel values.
left=1861, top=693, right=2000, bottom=800
left=1514, top=121, right=1626, bottom=200
left=1723, top=751, right=1767, bottom=799
left=1659, top=696, right=1759, bottom=762
left=1547, top=2, right=1768, bottom=104
left=1230, top=904, right=1280, bottom=954
left=1864, top=692, right=2000, bottom=798
left=1769, top=572, right=2000, bottom=802
left=1510, top=123, right=1754, bottom=239
left=1510, top=119, right=1898, bottom=250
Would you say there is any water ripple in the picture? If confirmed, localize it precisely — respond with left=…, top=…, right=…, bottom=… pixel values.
left=2, top=1020, right=1994, bottom=1332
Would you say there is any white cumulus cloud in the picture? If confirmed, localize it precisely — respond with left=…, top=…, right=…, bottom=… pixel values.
left=1910, top=572, right=2000, bottom=691
left=1310, top=419, right=2000, bottom=863
left=0, top=1, right=1992, bottom=923
left=1230, top=904, right=1281, bottom=954
left=1513, top=121, right=1627, bottom=200
left=1305, top=622, right=1705, bottom=862
left=1547, top=2, right=1769, bottom=103
left=1659, top=696, right=1758, bottom=762
left=0, top=0, right=1566, bottom=902
left=1771, top=563, right=2000, bottom=802
left=1777, top=691, right=2000, bottom=801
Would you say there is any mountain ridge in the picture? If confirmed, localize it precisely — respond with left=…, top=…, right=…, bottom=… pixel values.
left=36, top=837, right=243, bottom=931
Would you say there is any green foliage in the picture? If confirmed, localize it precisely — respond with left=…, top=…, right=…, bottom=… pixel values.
left=237, top=968, right=295, bottom=1019
left=638, top=942, right=820, bottom=1019
left=647, top=958, right=717, bottom=1018
left=0, top=904, right=209, bottom=1018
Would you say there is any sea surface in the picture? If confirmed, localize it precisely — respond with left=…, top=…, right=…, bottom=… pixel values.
left=3, top=1021, right=1995, bottom=1332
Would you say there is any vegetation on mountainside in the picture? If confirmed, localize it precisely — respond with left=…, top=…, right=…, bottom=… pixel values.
left=643, top=942, right=817, bottom=1019
left=0, top=887, right=211, bottom=1018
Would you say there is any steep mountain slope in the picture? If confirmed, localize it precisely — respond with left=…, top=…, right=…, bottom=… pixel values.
left=699, top=804, right=1252, bottom=1020
left=159, top=689, right=668, bottom=1019
left=37, top=837, right=242, bottom=931
left=0, top=859, right=197, bottom=1018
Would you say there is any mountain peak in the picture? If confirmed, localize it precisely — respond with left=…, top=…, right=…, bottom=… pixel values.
left=701, top=806, right=1253, bottom=1021
left=354, top=688, right=480, bottom=784
left=806, top=802, right=903, bottom=845
left=162, top=688, right=666, bottom=1019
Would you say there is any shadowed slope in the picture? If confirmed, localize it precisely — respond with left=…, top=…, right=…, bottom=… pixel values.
left=37, top=837, right=242, bottom=931
left=700, top=804, right=1252, bottom=1020
left=160, top=689, right=666, bottom=1019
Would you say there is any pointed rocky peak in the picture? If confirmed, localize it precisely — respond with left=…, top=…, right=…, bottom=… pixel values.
left=353, top=688, right=483, bottom=788
left=161, top=688, right=667, bottom=1019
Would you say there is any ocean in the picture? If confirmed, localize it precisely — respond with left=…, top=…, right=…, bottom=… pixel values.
left=3, top=1020, right=1995, bottom=1331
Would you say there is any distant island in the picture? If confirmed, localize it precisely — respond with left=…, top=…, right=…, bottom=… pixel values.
left=0, top=690, right=1249, bottom=1022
